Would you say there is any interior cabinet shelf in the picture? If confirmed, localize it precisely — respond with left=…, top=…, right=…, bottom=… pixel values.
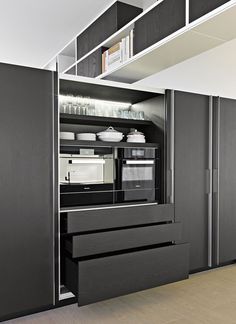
left=60, top=113, right=154, bottom=127
left=60, top=139, right=159, bottom=148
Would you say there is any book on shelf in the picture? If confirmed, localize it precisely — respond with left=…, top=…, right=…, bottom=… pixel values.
left=102, top=29, right=134, bottom=73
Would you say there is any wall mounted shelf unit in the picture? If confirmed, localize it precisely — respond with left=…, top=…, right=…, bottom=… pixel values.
left=44, top=0, right=235, bottom=83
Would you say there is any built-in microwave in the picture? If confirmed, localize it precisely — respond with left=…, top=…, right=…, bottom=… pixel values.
left=60, top=147, right=114, bottom=207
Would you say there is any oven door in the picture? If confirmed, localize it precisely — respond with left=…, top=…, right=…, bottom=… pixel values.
left=116, top=160, right=158, bottom=203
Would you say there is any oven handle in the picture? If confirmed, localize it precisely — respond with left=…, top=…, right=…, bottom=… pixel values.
left=69, top=159, right=105, bottom=164
left=124, top=160, right=155, bottom=165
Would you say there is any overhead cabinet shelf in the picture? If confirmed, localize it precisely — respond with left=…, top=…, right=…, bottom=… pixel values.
left=51, top=0, right=236, bottom=83
left=98, top=1, right=236, bottom=83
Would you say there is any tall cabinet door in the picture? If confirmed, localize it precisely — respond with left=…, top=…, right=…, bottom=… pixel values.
left=213, top=97, right=236, bottom=265
left=0, top=63, right=56, bottom=320
left=171, top=91, right=211, bottom=272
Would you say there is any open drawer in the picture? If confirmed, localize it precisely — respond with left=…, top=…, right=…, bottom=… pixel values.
left=65, top=223, right=182, bottom=258
left=64, top=243, right=189, bottom=306
left=61, top=203, right=174, bottom=234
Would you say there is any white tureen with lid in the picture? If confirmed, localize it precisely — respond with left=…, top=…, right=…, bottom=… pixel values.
left=97, top=126, right=124, bottom=142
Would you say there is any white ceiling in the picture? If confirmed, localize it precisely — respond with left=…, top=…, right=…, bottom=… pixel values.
left=0, top=0, right=115, bottom=68
left=1, top=0, right=236, bottom=98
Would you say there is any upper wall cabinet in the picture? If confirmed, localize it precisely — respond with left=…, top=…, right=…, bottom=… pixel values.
left=133, top=0, right=185, bottom=55
left=77, top=2, right=142, bottom=61
left=189, top=0, right=231, bottom=22
left=45, top=0, right=236, bottom=83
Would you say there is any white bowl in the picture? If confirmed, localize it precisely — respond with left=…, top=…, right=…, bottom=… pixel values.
left=60, top=132, right=75, bottom=140
left=76, top=133, right=96, bottom=141
left=98, top=135, right=123, bottom=142
left=97, top=132, right=123, bottom=138
left=127, top=135, right=145, bottom=140
left=127, top=137, right=146, bottom=143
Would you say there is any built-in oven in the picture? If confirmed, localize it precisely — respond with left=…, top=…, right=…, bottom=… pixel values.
left=116, top=147, right=160, bottom=204
left=60, top=147, right=114, bottom=207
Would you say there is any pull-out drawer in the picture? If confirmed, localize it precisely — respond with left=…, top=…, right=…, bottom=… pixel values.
left=65, top=243, right=189, bottom=306
left=61, top=203, right=174, bottom=234
left=65, top=223, right=182, bottom=258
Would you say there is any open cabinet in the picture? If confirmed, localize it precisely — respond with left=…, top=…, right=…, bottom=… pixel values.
left=56, top=76, right=189, bottom=305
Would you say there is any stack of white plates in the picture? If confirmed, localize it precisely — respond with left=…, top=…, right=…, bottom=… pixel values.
left=76, top=133, right=96, bottom=141
left=60, top=132, right=75, bottom=140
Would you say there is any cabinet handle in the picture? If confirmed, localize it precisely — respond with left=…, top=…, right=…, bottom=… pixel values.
left=205, top=169, right=211, bottom=194
left=213, top=169, right=218, bottom=193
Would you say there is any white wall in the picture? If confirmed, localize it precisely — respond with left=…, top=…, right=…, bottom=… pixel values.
left=142, top=0, right=156, bottom=10
left=137, top=38, right=236, bottom=99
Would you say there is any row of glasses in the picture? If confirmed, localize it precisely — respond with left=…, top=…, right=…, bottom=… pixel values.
left=59, top=95, right=145, bottom=120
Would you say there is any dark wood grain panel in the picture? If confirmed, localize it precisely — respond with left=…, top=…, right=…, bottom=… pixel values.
left=66, top=223, right=182, bottom=257
left=0, top=63, right=55, bottom=319
left=63, top=204, right=174, bottom=233
left=174, top=91, right=209, bottom=272
left=189, top=0, right=230, bottom=22
left=65, top=243, right=189, bottom=306
left=214, top=98, right=236, bottom=264
left=77, top=48, right=105, bottom=78
left=134, top=0, right=185, bottom=55
left=77, top=2, right=142, bottom=60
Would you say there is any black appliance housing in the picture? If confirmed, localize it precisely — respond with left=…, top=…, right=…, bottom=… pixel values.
left=116, top=147, right=160, bottom=204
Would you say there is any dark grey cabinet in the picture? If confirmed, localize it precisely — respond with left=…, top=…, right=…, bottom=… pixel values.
left=189, top=0, right=230, bottom=22
left=77, top=48, right=106, bottom=78
left=0, top=63, right=56, bottom=320
left=172, top=91, right=210, bottom=272
left=213, top=97, right=236, bottom=265
left=133, top=0, right=186, bottom=55
left=77, top=2, right=142, bottom=61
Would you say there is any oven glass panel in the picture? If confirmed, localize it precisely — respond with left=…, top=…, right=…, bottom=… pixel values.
left=122, top=166, right=154, bottom=182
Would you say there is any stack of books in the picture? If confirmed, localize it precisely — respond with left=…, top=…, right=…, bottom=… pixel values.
left=102, top=29, right=134, bottom=73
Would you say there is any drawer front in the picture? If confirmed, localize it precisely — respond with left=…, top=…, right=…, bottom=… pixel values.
left=63, top=204, right=174, bottom=233
left=66, top=223, right=182, bottom=258
left=65, top=243, right=189, bottom=306
left=189, top=0, right=230, bottom=22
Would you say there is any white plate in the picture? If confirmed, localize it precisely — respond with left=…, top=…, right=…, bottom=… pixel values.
left=60, top=132, right=75, bottom=140
left=76, top=133, right=96, bottom=141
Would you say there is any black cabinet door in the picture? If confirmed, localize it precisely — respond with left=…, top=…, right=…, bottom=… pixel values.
left=133, top=0, right=185, bottom=55
left=173, top=91, right=210, bottom=272
left=77, top=48, right=104, bottom=78
left=0, top=63, right=56, bottom=320
left=213, top=97, right=236, bottom=265
left=77, top=2, right=142, bottom=60
left=189, top=0, right=230, bottom=22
